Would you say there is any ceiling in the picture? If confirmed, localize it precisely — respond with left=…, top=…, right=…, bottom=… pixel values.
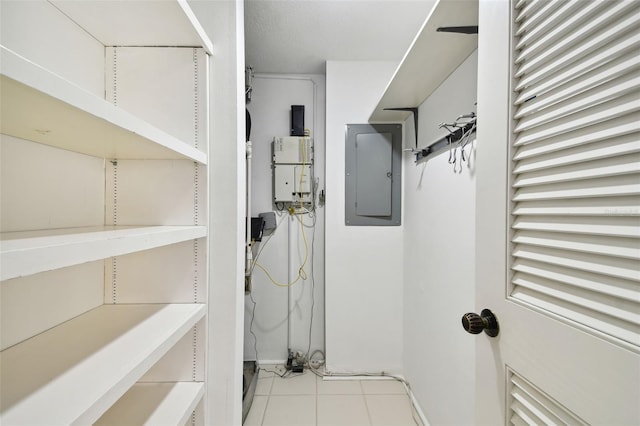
left=244, top=0, right=436, bottom=75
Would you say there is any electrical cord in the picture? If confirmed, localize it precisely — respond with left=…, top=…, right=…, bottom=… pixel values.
left=255, top=138, right=313, bottom=288
left=248, top=290, right=259, bottom=361
left=253, top=208, right=310, bottom=287
left=258, top=365, right=292, bottom=379
left=305, top=212, right=317, bottom=361
left=247, top=213, right=287, bottom=360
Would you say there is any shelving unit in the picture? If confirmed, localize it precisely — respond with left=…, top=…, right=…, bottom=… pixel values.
left=0, top=47, right=207, bottom=163
left=49, top=0, right=213, bottom=55
left=0, top=1, right=212, bottom=424
left=369, top=0, right=478, bottom=123
left=0, top=304, right=205, bottom=425
left=0, top=225, right=207, bottom=281
left=95, top=382, right=205, bottom=426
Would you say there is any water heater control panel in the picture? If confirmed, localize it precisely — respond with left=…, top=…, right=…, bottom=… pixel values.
left=272, top=137, right=313, bottom=205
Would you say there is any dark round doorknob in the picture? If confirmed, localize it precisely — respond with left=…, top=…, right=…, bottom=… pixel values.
left=461, top=309, right=499, bottom=337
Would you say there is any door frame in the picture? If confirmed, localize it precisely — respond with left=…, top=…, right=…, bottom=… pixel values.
left=475, top=0, right=511, bottom=423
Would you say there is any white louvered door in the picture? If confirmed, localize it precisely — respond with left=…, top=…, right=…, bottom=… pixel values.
left=475, top=0, right=640, bottom=424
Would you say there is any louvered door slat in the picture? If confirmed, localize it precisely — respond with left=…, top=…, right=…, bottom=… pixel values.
left=512, top=386, right=568, bottom=425
left=515, top=0, right=565, bottom=38
left=513, top=197, right=640, bottom=217
left=513, top=154, right=640, bottom=187
left=510, top=415, right=528, bottom=426
left=513, top=231, right=640, bottom=260
left=512, top=173, right=640, bottom=200
left=513, top=92, right=639, bottom=138
left=511, top=375, right=578, bottom=425
left=511, top=0, right=640, bottom=350
left=514, top=115, right=639, bottom=156
left=509, top=0, right=640, bottom=348
left=515, top=30, right=640, bottom=95
left=514, top=0, right=528, bottom=11
left=515, top=59, right=640, bottom=119
left=509, top=370, right=588, bottom=426
left=515, top=74, right=640, bottom=130
left=512, top=260, right=638, bottom=303
left=515, top=0, right=548, bottom=25
left=512, top=216, right=640, bottom=238
left=511, top=400, right=544, bottom=426
left=515, top=0, right=583, bottom=51
left=512, top=273, right=640, bottom=324
left=515, top=134, right=640, bottom=167
left=515, top=66, right=640, bottom=122
left=513, top=246, right=638, bottom=281
left=515, top=1, right=608, bottom=67
left=515, top=3, right=639, bottom=78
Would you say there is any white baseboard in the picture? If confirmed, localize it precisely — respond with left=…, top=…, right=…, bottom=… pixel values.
left=402, top=380, right=431, bottom=426
left=256, top=359, right=287, bottom=366
left=320, top=372, right=430, bottom=426
left=252, top=361, right=431, bottom=425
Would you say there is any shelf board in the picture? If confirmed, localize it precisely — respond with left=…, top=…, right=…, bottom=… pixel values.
left=95, top=382, right=204, bottom=426
left=50, top=0, right=213, bottom=55
left=0, top=303, right=206, bottom=425
left=0, top=225, right=206, bottom=281
left=0, top=46, right=207, bottom=164
left=369, top=0, right=478, bottom=122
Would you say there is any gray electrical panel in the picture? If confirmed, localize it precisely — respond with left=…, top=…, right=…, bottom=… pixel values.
left=345, top=124, right=402, bottom=226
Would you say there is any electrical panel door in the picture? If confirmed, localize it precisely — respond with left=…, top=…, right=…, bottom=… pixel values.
left=345, top=124, right=401, bottom=226
left=355, top=132, right=392, bottom=216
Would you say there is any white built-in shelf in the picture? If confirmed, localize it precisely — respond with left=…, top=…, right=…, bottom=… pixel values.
left=0, top=225, right=207, bottom=281
left=369, top=0, right=478, bottom=122
left=95, top=382, right=204, bottom=426
left=0, top=303, right=206, bottom=425
left=50, top=0, right=213, bottom=55
left=0, top=46, right=207, bottom=164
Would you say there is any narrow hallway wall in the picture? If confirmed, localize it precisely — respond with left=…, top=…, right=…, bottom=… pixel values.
left=325, top=61, right=404, bottom=374
left=190, top=0, right=246, bottom=424
left=403, top=50, right=478, bottom=426
left=244, top=74, right=326, bottom=363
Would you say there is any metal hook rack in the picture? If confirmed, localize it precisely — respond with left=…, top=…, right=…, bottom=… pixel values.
left=409, top=112, right=477, bottom=163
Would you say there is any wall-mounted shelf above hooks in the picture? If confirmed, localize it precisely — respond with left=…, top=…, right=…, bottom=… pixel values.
left=368, top=0, right=478, bottom=123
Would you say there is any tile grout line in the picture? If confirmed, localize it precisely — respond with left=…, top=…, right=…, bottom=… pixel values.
left=259, top=369, right=416, bottom=426
left=360, top=380, right=375, bottom=426
left=259, top=374, right=274, bottom=426
left=261, top=394, right=269, bottom=426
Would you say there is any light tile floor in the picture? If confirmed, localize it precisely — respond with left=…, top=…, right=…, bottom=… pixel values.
left=244, top=365, right=422, bottom=426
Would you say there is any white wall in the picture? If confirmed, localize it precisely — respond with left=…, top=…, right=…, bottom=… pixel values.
left=402, top=50, right=478, bottom=426
left=244, top=74, right=326, bottom=363
left=325, top=61, right=404, bottom=374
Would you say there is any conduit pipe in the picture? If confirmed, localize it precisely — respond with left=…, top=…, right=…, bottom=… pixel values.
left=287, top=214, right=295, bottom=354
left=245, top=141, right=253, bottom=288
